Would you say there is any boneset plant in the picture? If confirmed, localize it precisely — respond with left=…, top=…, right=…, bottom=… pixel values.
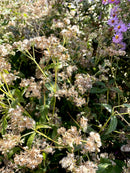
left=0, top=0, right=130, bottom=173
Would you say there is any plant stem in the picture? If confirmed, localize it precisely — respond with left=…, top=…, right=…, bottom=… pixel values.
left=99, top=115, right=111, bottom=133
left=34, top=129, right=60, bottom=145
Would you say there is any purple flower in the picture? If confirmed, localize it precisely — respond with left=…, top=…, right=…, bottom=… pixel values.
left=114, top=21, right=128, bottom=33
left=115, top=0, right=120, bottom=4
left=108, top=17, right=118, bottom=26
left=102, top=0, right=108, bottom=5
left=112, top=33, right=123, bottom=43
left=108, top=0, right=120, bottom=4
left=110, top=6, right=119, bottom=17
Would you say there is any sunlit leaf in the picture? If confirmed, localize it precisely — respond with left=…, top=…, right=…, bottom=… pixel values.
left=123, top=104, right=130, bottom=108
left=97, top=163, right=111, bottom=173
left=102, top=104, right=112, bottom=113
left=27, top=132, right=36, bottom=149
left=105, top=116, right=117, bottom=135
left=36, top=124, right=51, bottom=130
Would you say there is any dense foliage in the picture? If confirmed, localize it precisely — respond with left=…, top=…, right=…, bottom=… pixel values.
left=0, top=0, right=130, bottom=172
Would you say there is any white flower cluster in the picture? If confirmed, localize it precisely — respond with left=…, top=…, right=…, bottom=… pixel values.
left=60, top=152, right=98, bottom=173
left=0, top=134, right=21, bottom=154
left=9, top=106, right=35, bottom=133
left=75, top=74, right=93, bottom=94
left=14, top=147, right=43, bottom=169
left=82, top=132, right=102, bottom=153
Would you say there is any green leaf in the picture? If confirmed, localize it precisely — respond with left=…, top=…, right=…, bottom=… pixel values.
left=102, top=104, right=112, bottom=113
left=52, top=127, right=57, bottom=140
left=0, top=101, right=6, bottom=108
left=8, top=147, right=21, bottom=158
left=45, top=83, right=54, bottom=92
left=39, top=105, right=49, bottom=122
left=97, top=163, right=111, bottom=173
left=2, top=19, right=9, bottom=26
left=36, top=124, right=51, bottom=130
left=95, top=81, right=106, bottom=87
left=44, top=62, right=62, bottom=70
left=42, top=152, right=47, bottom=160
left=44, top=63, right=56, bottom=70
left=11, top=98, right=19, bottom=108
left=105, top=116, right=117, bottom=135
left=90, top=87, right=107, bottom=93
left=1, top=116, right=7, bottom=135
left=27, top=132, right=36, bottom=149
left=123, top=104, right=130, bottom=108
left=110, top=87, right=123, bottom=95
left=100, top=158, right=112, bottom=164
left=11, top=89, right=25, bottom=103
left=103, top=165, right=122, bottom=173
left=3, top=69, right=9, bottom=74
left=98, top=158, right=123, bottom=173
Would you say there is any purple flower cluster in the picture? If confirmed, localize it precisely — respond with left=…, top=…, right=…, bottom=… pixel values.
left=102, top=2, right=129, bottom=50
left=108, top=0, right=120, bottom=4
left=102, top=0, right=120, bottom=5
left=109, top=7, right=127, bottom=49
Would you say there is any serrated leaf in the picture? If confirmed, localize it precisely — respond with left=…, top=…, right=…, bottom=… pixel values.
left=105, top=116, right=117, bottom=135
left=36, top=124, right=51, bottom=130
left=27, top=132, right=36, bottom=149
left=102, top=104, right=112, bottom=113
left=123, top=104, right=130, bottom=108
